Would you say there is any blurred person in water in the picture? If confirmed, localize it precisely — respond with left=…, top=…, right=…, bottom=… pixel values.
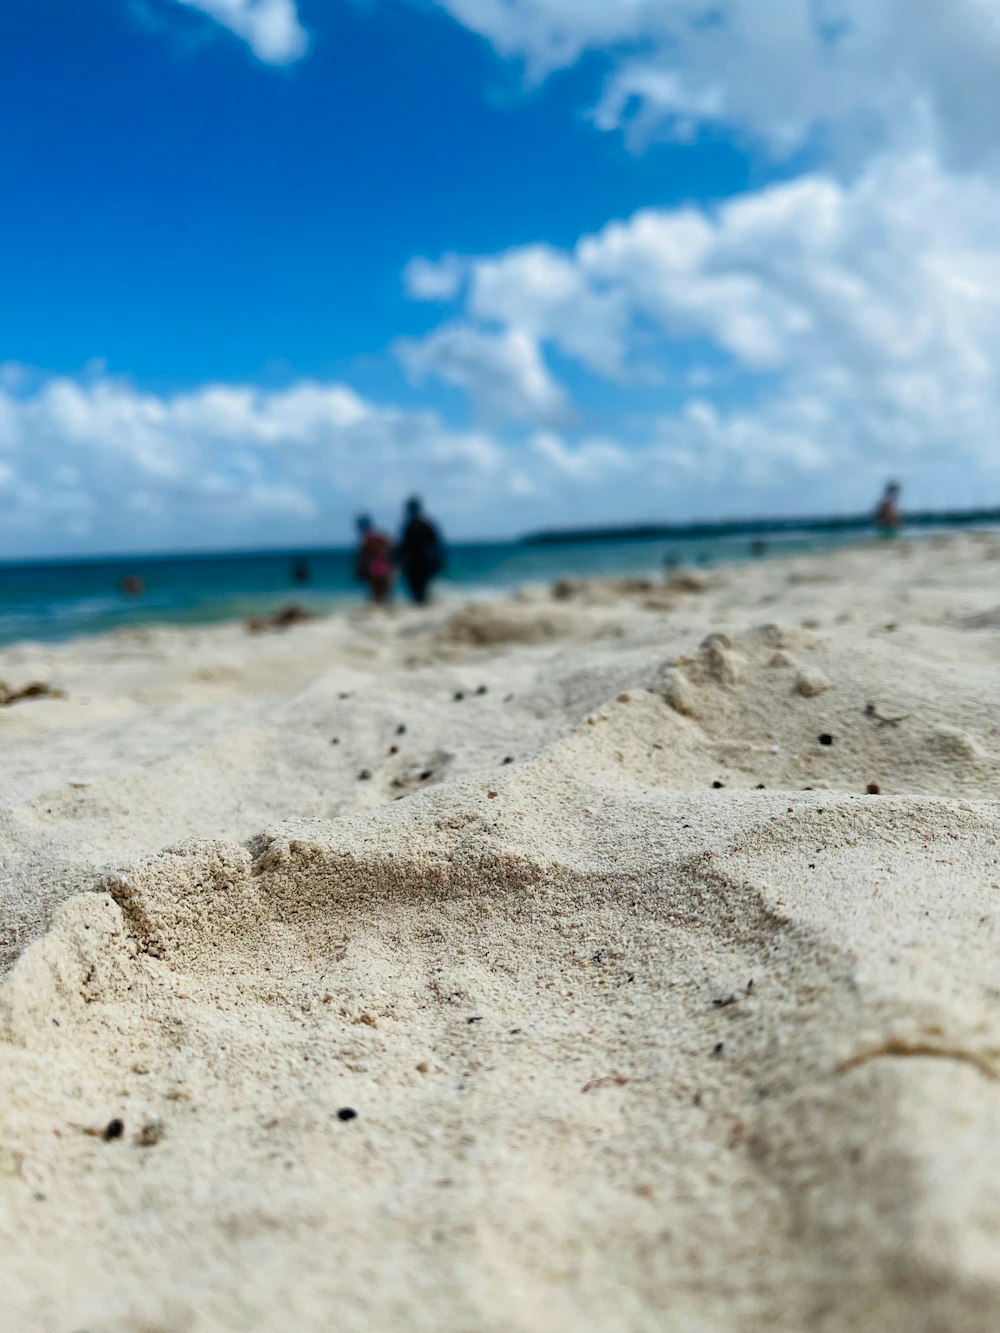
left=395, top=496, right=444, bottom=605
left=874, top=481, right=902, bottom=538
left=354, top=515, right=394, bottom=605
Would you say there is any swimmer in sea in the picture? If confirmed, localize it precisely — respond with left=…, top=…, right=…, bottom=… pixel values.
left=874, top=482, right=902, bottom=539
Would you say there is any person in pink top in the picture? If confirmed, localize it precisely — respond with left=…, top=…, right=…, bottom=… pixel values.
left=354, top=515, right=394, bottom=604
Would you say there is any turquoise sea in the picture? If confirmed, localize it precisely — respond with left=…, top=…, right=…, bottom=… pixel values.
left=0, top=525, right=951, bottom=647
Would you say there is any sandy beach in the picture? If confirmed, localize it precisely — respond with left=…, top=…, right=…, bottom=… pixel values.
left=2, top=532, right=1000, bottom=1332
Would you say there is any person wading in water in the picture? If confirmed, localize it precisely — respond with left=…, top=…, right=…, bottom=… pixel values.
left=874, top=481, right=902, bottom=539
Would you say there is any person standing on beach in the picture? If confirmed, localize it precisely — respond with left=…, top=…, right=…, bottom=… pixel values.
left=354, top=516, right=394, bottom=605
left=396, top=497, right=444, bottom=605
left=874, top=482, right=902, bottom=538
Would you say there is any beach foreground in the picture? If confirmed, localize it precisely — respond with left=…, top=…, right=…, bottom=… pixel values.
left=2, top=534, right=1000, bottom=1332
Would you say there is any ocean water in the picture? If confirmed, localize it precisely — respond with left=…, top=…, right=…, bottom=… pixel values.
left=0, top=527, right=907, bottom=648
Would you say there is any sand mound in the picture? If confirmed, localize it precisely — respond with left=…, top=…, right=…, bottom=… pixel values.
left=496, top=614, right=1000, bottom=800
left=441, top=602, right=576, bottom=647
left=665, top=569, right=711, bottom=594
left=3, top=784, right=1000, bottom=1331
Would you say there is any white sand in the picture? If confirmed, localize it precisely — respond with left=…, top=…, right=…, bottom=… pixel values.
left=2, top=532, right=1000, bottom=1331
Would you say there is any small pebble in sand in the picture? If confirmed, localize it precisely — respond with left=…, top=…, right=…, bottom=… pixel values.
left=818, top=733, right=834, bottom=746
left=336, top=1108, right=358, bottom=1122
left=388, top=745, right=399, bottom=755
left=476, top=685, right=488, bottom=696
left=487, top=790, right=498, bottom=799
left=865, top=703, right=910, bottom=727
left=712, top=781, right=725, bottom=789
left=866, top=783, right=881, bottom=795
left=502, top=756, right=514, bottom=765
left=454, top=691, right=465, bottom=702
left=755, top=783, right=766, bottom=789
left=104, top=1119, right=125, bottom=1141
left=796, top=669, right=831, bottom=698
left=135, top=1120, right=163, bottom=1147
left=396, top=724, right=407, bottom=735
left=330, top=738, right=339, bottom=746
left=358, top=770, right=372, bottom=781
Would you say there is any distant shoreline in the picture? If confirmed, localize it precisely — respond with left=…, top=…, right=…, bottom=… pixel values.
left=521, top=507, right=1000, bottom=546
left=3, top=507, right=998, bottom=570
left=1, top=517, right=996, bottom=649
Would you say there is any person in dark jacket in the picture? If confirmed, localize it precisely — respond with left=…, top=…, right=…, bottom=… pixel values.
left=395, top=497, right=444, bottom=605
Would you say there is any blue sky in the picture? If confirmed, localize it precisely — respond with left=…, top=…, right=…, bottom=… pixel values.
left=2, top=1, right=1000, bottom=556
left=3, top=1, right=762, bottom=389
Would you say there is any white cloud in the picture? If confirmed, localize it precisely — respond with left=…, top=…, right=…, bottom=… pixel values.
left=396, top=323, right=571, bottom=424
left=404, top=255, right=466, bottom=302
left=530, top=431, right=631, bottom=483
left=0, top=373, right=529, bottom=556
left=465, top=245, right=631, bottom=379
left=155, top=0, right=1000, bottom=177
left=403, top=152, right=1000, bottom=503
left=6, top=326, right=997, bottom=559
left=172, top=0, right=308, bottom=63
left=425, top=0, right=1000, bottom=168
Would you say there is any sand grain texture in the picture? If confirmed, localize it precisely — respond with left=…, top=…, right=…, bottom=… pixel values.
left=2, top=533, right=1000, bottom=1331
